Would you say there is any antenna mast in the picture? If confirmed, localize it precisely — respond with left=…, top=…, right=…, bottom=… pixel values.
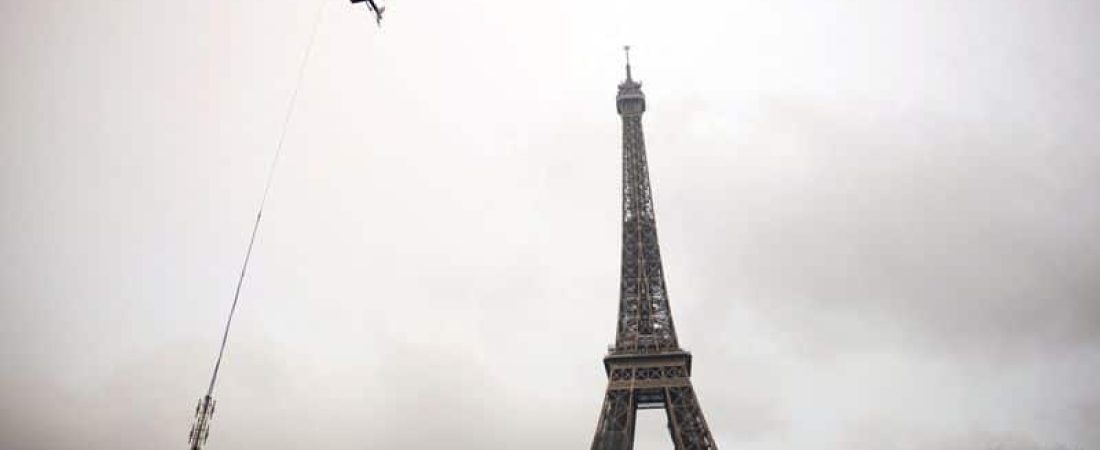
left=187, top=1, right=328, bottom=447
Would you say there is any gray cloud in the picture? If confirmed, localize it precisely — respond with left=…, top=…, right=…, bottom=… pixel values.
left=2, top=0, right=1098, bottom=449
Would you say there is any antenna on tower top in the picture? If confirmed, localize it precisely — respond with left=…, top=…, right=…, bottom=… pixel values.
left=623, top=45, right=633, bottom=81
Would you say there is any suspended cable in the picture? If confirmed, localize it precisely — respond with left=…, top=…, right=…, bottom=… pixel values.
left=189, top=1, right=329, bottom=448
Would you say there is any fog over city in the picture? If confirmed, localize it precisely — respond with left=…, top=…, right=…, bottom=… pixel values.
left=1, top=1, right=1098, bottom=449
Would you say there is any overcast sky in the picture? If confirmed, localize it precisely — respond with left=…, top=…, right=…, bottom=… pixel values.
left=2, top=0, right=1098, bottom=449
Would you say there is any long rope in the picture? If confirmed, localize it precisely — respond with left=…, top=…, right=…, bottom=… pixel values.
left=205, top=0, right=329, bottom=398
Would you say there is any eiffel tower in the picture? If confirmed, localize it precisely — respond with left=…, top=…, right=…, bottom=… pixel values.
left=590, top=47, right=718, bottom=450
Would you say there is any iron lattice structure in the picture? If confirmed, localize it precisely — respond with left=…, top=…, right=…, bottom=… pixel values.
left=188, top=395, right=214, bottom=450
left=591, top=52, right=718, bottom=450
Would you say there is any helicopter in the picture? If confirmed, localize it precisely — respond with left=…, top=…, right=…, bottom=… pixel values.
left=350, top=0, right=385, bottom=25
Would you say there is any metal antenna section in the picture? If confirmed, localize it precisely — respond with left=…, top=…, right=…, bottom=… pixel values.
left=188, top=396, right=215, bottom=450
left=186, top=0, right=327, bottom=447
left=623, top=45, right=633, bottom=81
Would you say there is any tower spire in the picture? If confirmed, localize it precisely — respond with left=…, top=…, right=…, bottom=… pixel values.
left=624, top=45, right=632, bottom=81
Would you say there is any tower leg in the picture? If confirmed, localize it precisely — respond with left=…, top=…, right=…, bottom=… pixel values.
left=664, top=384, right=717, bottom=450
left=591, top=388, right=637, bottom=450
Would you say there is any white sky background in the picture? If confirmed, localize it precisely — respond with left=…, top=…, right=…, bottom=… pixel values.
left=2, top=0, right=1099, bottom=448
